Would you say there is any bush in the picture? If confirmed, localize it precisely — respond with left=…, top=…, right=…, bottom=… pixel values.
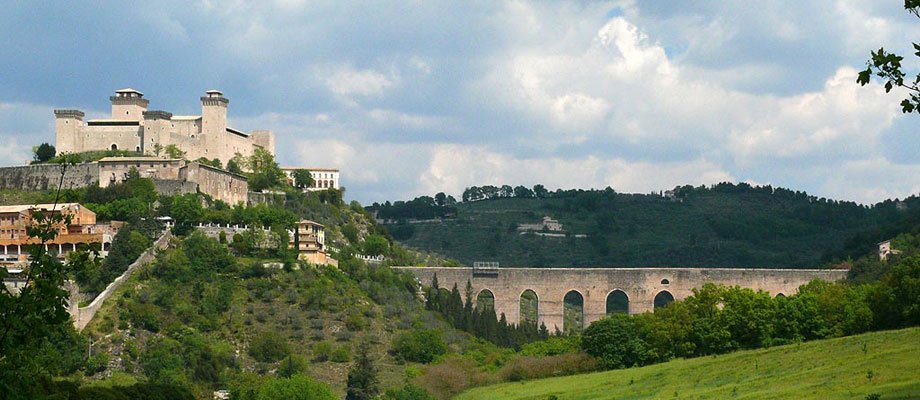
left=414, top=358, right=490, bottom=399
left=256, top=375, right=336, bottom=400
left=128, top=302, right=161, bottom=332
left=330, top=344, right=352, bottom=363
left=335, top=329, right=353, bottom=342
left=392, top=330, right=448, bottom=364
left=277, top=355, right=309, bottom=378
left=249, top=332, right=290, bottom=363
left=84, top=352, right=110, bottom=375
left=345, top=312, right=369, bottom=331
left=581, top=313, right=656, bottom=369
left=519, top=336, right=581, bottom=357
left=498, top=353, right=598, bottom=382
left=382, top=384, right=436, bottom=400
left=313, top=341, right=333, bottom=362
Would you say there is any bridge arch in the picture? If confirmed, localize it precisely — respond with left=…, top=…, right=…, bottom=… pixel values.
left=654, top=290, right=674, bottom=309
left=476, top=289, right=495, bottom=311
left=606, top=289, right=629, bottom=314
left=775, top=293, right=785, bottom=298
left=563, top=290, right=584, bottom=334
left=519, top=289, right=539, bottom=326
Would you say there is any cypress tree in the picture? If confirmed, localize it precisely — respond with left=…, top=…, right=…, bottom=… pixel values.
left=346, top=342, right=379, bottom=400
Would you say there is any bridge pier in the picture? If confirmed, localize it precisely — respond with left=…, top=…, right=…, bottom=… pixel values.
left=395, top=267, right=848, bottom=332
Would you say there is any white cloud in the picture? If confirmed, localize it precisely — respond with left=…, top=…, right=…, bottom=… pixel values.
left=1, top=1, right=918, bottom=205
left=320, top=65, right=395, bottom=98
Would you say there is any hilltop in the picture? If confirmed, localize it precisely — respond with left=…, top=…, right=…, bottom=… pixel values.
left=457, top=327, right=920, bottom=400
left=372, top=183, right=920, bottom=268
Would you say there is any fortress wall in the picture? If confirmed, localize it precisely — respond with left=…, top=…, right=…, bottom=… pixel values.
left=0, top=163, right=99, bottom=191
left=395, top=267, right=849, bottom=332
left=151, top=179, right=198, bottom=197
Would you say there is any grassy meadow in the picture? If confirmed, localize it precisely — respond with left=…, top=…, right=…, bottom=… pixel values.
left=457, top=327, right=920, bottom=400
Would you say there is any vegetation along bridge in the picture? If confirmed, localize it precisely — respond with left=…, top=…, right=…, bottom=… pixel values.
left=393, top=267, right=848, bottom=332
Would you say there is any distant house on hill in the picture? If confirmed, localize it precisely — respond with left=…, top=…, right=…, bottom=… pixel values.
left=878, top=240, right=901, bottom=261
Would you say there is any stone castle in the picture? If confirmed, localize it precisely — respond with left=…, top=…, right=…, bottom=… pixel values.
left=54, top=88, right=274, bottom=165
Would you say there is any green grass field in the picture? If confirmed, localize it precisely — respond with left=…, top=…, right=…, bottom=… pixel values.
left=457, top=328, right=920, bottom=400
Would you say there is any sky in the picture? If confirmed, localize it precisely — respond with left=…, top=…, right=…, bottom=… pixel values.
left=0, top=1, right=917, bottom=205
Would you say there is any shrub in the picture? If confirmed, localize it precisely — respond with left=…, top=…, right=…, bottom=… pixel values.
left=519, top=336, right=581, bottom=357
left=84, top=352, right=110, bottom=375
left=581, top=313, right=656, bottom=369
left=313, top=341, right=333, bottom=362
left=330, top=344, right=352, bottom=363
left=278, top=355, right=309, bottom=378
left=256, top=375, right=336, bottom=400
left=382, top=384, right=436, bottom=400
left=392, top=330, right=448, bottom=364
left=335, top=329, right=353, bottom=342
left=498, top=353, right=598, bottom=382
left=249, top=332, right=290, bottom=363
left=128, top=302, right=161, bottom=332
left=413, top=357, right=490, bottom=399
left=346, top=312, right=369, bottom=331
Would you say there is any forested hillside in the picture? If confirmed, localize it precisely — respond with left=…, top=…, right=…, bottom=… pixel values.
left=372, top=183, right=920, bottom=268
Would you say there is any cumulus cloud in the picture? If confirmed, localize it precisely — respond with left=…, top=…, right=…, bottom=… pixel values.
left=0, top=1, right=917, bottom=205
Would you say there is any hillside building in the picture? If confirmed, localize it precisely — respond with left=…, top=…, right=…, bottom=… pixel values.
left=289, top=219, right=337, bottom=266
left=0, top=203, right=119, bottom=266
left=55, top=88, right=274, bottom=166
left=878, top=240, right=901, bottom=261
left=281, top=167, right=340, bottom=191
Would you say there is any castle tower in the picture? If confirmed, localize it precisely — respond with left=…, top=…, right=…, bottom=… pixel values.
left=110, top=88, right=149, bottom=121
left=251, top=130, right=276, bottom=155
left=141, top=110, right=173, bottom=156
left=53, top=109, right=85, bottom=154
left=200, top=90, right=228, bottom=160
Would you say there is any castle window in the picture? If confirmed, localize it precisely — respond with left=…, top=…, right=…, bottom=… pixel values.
left=111, top=144, right=118, bottom=151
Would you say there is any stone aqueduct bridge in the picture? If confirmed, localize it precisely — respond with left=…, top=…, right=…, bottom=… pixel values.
left=393, top=267, right=848, bottom=331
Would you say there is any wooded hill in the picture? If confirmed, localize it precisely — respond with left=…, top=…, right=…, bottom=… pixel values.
left=371, top=183, right=920, bottom=268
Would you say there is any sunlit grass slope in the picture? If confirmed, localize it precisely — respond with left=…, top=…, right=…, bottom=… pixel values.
left=457, top=327, right=920, bottom=400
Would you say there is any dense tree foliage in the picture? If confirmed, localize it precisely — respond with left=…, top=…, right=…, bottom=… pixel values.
left=84, top=168, right=158, bottom=223
left=382, top=181, right=920, bottom=268
left=75, top=224, right=153, bottom=295
left=252, top=375, right=336, bottom=400
left=391, top=329, right=448, bottom=363
left=346, top=342, right=380, bottom=400
left=424, top=278, right=549, bottom=348
left=246, top=148, right=285, bottom=192
left=582, top=253, right=920, bottom=370
left=0, top=169, right=107, bottom=398
left=32, top=142, right=56, bottom=162
left=857, top=0, right=920, bottom=113
left=292, top=169, right=314, bottom=189
left=370, top=195, right=456, bottom=221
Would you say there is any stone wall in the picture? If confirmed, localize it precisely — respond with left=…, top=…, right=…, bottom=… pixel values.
left=0, top=163, right=99, bottom=191
left=151, top=179, right=198, bottom=197
left=71, top=231, right=171, bottom=330
left=248, top=191, right=286, bottom=205
left=394, top=266, right=849, bottom=332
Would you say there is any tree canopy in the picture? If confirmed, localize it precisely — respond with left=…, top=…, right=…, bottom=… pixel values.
left=857, top=0, right=920, bottom=113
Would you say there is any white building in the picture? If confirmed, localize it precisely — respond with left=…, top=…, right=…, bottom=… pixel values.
left=281, top=167, right=340, bottom=191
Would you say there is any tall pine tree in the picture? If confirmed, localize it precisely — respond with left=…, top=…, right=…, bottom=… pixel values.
left=346, top=342, right=379, bottom=400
